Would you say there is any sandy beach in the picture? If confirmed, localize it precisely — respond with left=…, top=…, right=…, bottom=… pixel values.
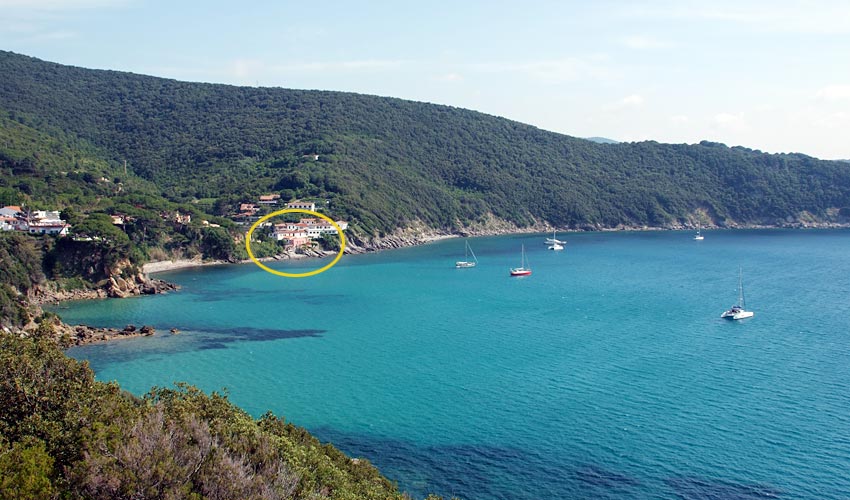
left=142, top=258, right=228, bottom=275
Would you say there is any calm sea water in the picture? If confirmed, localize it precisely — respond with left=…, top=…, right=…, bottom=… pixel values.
left=61, top=230, right=850, bottom=499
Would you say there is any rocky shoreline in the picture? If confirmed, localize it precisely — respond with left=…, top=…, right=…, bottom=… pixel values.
left=29, top=272, right=180, bottom=305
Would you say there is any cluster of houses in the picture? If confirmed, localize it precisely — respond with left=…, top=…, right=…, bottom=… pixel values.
left=1, top=194, right=347, bottom=253
left=271, top=217, right=349, bottom=250
left=0, top=206, right=71, bottom=235
left=233, top=195, right=348, bottom=251
left=237, top=195, right=320, bottom=219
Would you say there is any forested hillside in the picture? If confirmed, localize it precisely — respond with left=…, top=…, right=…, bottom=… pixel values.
left=2, top=49, right=850, bottom=236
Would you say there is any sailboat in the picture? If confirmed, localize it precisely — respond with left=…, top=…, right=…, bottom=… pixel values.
left=694, top=222, right=705, bottom=241
left=510, top=245, right=532, bottom=276
left=455, top=240, right=478, bottom=268
left=546, top=229, right=565, bottom=250
left=721, top=267, right=754, bottom=320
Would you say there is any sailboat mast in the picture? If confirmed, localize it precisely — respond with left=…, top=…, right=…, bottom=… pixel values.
left=738, top=267, right=745, bottom=307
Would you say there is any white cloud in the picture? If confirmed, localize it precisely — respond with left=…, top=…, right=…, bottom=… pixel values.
left=622, top=94, right=644, bottom=106
left=228, top=59, right=265, bottom=79
left=604, top=94, right=645, bottom=111
left=622, top=35, right=671, bottom=49
left=713, top=112, right=749, bottom=133
left=273, top=59, right=406, bottom=73
left=471, top=58, right=615, bottom=84
left=435, top=73, right=463, bottom=82
left=670, top=114, right=689, bottom=124
left=815, top=84, right=850, bottom=101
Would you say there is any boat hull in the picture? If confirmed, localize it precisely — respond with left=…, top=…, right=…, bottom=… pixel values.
left=510, top=269, right=531, bottom=277
left=455, top=261, right=476, bottom=268
left=721, top=310, right=754, bottom=320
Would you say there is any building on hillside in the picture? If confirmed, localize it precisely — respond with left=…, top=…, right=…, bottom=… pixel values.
left=111, top=214, right=135, bottom=225
left=285, top=200, right=316, bottom=211
left=0, top=215, right=15, bottom=231
left=160, top=211, right=192, bottom=224
left=271, top=224, right=310, bottom=250
left=28, top=221, right=70, bottom=236
left=297, top=218, right=348, bottom=237
left=240, top=203, right=259, bottom=214
left=258, top=194, right=280, bottom=205
left=0, top=206, right=22, bottom=218
left=31, top=210, right=62, bottom=221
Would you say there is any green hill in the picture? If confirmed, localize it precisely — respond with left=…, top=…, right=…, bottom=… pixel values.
left=2, top=50, right=850, bottom=236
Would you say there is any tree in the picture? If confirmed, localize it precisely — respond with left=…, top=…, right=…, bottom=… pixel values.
left=0, top=437, right=56, bottom=500
left=60, top=206, right=81, bottom=226
left=200, top=226, right=236, bottom=261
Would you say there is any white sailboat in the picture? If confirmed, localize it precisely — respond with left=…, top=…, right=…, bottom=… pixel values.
left=455, top=240, right=478, bottom=268
left=694, top=222, right=704, bottom=241
left=510, top=245, right=532, bottom=276
left=721, top=267, right=754, bottom=320
left=546, top=229, right=565, bottom=250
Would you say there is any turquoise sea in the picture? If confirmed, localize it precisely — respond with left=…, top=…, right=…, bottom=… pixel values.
left=60, top=230, right=850, bottom=499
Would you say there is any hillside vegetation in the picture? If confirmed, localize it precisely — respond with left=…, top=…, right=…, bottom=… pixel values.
left=2, top=50, right=850, bottom=238
left=0, top=332, right=437, bottom=499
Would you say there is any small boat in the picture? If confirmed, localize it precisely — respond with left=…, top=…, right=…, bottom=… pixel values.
left=545, top=229, right=565, bottom=245
left=510, top=245, right=532, bottom=276
left=548, top=241, right=564, bottom=251
left=455, top=240, right=478, bottom=268
left=721, top=267, right=754, bottom=320
left=694, top=222, right=704, bottom=241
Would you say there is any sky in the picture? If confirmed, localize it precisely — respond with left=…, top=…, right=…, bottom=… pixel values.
left=1, top=0, right=849, bottom=160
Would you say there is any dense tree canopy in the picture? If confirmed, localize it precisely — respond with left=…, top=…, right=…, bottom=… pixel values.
left=2, top=50, right=849, bottom=238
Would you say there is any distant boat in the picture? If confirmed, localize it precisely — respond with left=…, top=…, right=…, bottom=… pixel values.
left=455, top=240, right=478, bottom=268
left=510, top=245, right=532, bottom=276
left=545, top=229, right=565, bottom=245
left=546, top=229, right=565, bottom=250
left=694, top=222, right=705, bottom=241
left=721, top=267, right=754, bottom=320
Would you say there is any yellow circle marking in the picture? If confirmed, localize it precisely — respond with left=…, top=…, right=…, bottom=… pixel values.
left=245, top=209, right=346, bottom=278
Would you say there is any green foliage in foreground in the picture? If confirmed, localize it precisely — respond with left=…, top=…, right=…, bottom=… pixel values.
left=0, top=333, right=428, bottom=499
left=0, top=231, right=45, bottom=327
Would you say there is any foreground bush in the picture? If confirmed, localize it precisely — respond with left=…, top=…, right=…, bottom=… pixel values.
left=0, top=333, right=421, bottom=499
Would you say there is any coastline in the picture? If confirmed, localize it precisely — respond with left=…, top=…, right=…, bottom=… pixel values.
left=41, top=222, right=849, bottom=346
left=141, top=222, right=850, bottom=276
left=142, top=257, right=230, bottom=275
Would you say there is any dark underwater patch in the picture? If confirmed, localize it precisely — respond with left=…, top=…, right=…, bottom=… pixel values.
left=574, top=464, right=641, bottom=488
left=311, top=427, right=641, bottom=500
left=665, top=475, right=783, bottom=499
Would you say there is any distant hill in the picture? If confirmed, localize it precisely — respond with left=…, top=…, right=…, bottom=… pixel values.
left=584, top=136, right=620, bottom=144
left=2, top=50, right=850, bottom=237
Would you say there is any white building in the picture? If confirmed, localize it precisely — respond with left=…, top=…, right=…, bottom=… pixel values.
left=0, top=216, right=15, bottom=231
left=28, top=221, right=70, bottom=236
left=32, top=210, right=62, bottom=222
left=286, top=200, right=316, bottom=211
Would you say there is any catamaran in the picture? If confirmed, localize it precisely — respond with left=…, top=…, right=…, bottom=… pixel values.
left=455, top=240, right=478, bottom=268
left=510, top=245, right=532, bottom=276
left=721, top=267, right=754, bottom=320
